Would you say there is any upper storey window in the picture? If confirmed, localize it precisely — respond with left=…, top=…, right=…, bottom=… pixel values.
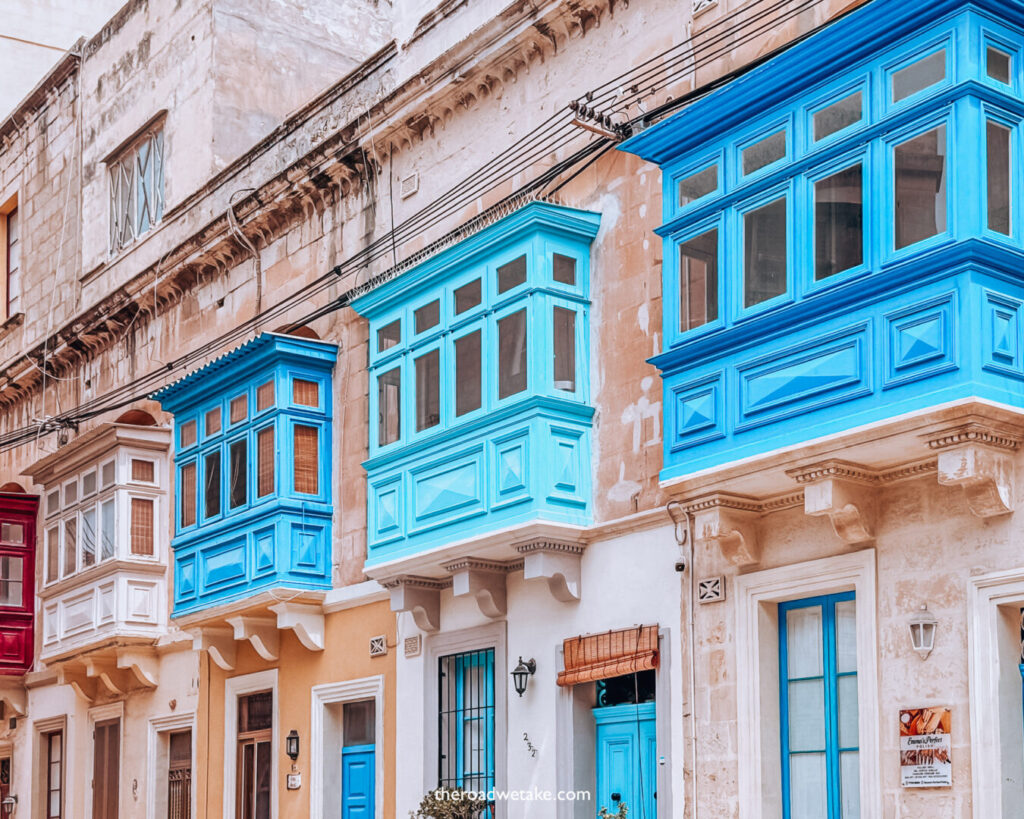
left=108, top=123, right=165, bottom=255
left=352, top=202, right=599, bottom=566
left=153, top=333, right=337, bottom=615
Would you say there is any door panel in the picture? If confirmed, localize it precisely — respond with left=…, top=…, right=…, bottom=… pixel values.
left=341, top=745, right=374, bottom=819
left=92, top=719, right=120, bottom=819
left=594, top=703, right=656, bottom=819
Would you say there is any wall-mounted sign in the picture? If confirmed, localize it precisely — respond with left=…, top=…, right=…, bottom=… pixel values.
left=900, top=707, right=952, bottom=787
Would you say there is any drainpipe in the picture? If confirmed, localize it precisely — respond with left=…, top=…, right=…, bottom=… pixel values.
left=667, top=499, right=700, bottom=819
left=227, top=188, right=262, bottom=328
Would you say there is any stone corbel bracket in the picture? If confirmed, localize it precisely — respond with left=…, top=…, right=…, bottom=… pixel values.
left=56, top=663, right=98, bottom=702
left=116, top=647, right=159, bottom=688
left=443, top=559, right=523, bottom=619
left=0, top=685, right=26, bottom=717
left=82, top=657, right=135, bottom=697
left=928, top=423, right=1021, bottom=518
left=787, top=461, right=879, bottom=544
left=191, top=627, right=237, bottom=671
left=686, top=494, right=764, bottom=567
left=268, top=602, right=325, bottom=652
left=514, top=540, right=585, bottom=603
left=226, top=615, right=280, bottom=661
left=383, top=576, right=451, bottom=633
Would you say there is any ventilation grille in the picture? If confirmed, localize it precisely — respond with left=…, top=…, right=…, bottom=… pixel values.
left=404, top=634, right=422, bottom=658
left=369, top=635, right=387, bottom=657
left=697, top=576, right=725, bottom=603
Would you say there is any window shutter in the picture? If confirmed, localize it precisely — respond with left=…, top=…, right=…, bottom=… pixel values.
left=293, top=425, right=319, bottom=495
left=130, top=498, right=154, bottom=556
left=257, top=427, right=275, bottom=498
left=180, top=464, right=196, bottom=527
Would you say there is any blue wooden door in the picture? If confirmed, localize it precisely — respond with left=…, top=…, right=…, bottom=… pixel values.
left=593, top=702, right=656, bottom=819
left=341, top=744, right=374, bottom=819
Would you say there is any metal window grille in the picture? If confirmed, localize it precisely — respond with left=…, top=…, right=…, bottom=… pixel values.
left=438, top=648, right=495, bottom=803
left=108, top=129, right=164, bottom=254
left=168, top=730, right=192, bottom=819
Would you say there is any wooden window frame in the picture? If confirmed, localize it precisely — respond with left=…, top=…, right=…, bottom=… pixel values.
left=0, top=195, right=18, bottom=323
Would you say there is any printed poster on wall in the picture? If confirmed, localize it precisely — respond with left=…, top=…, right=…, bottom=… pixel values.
left=900, top=707, right=952, bottom=787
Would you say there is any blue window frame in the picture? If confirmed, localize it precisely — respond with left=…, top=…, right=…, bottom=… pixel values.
left=352, top=203, right=599, bottom=566
left=779, top=592, right=859, bottom=819
left=152, top=333, right=337, bottom=616
left=439, top=648, right=495, bottom=800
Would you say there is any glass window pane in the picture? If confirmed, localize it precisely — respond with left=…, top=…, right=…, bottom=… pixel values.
left=678, top=165, right=718, bottom=206
left=836, top=599, right=858, bottom=673
left=744, top=197, right=787, bottom=307
left=678, top=229, right=718, bottom=331
left=343, top=700, right=376, bottom=746
left=0, top=522, right=23, bottom=544
left=377, top=319, right=401, bottom=352
left=415, top=350, right=440, bottom=431
left=101, top=499, right=115, bottom=560
left=46, top=526, right=59, bottom=582
left=204, top=451, right=221, bottom=519
left=229, top=439, right=248, bottom=509
left=498, top=309, right=528, bottom=399
left=81, top=508, right=96, bottom=568
left=377, top=368, right=401, bottom=445
left=838, top=674, right=859, bottom=749
left=813, top=91, right=863, bottom=141
left=987, top=47, right=1012, bottom=84
left=230, top=394, right=248, bottom=424
left=131, top=459, right=154, bottom=482
left=840, top=751, right=861, bottom=819
left=257, top=427, right=275, bottom=498
left=0, top=556, right=22, bottom=605
left=293, top=425, right=319, bottom=495
left=62, top=517, right=77, bottom=576
left=553, top=254, right=576, bottom=285
left=179, top=421, right=196, bottom=448
left=455, top=331, right=482, bottom=417
left=788, top=678, right=826, bottom=751
left=790, top=753, right=828, bottom=819
left=46, top=490, right=59, bottom=517
left=82, top=471, right=97, bottom=496
left=742, top=130, right=786, bottom=175
left=293, top=379, right=321, bottom=410
left=256, top=381, right=275, bottom=412
left=255, top=741, right=271, bottom=819
left=205, top=408, right=221, bottom=437
left=892, top=50, right=946, bottom=102
left=553, top=307, right=576, bottom=392
left=815, top=164, right=863, bottom=280
left=180, top=463, right=196, bottom=528
left=497, top=255, right=527, bottom=294
left=414, top=300, right=440, bottom=334
left=454, top=280, right=481, bottom=314
left=130, top=497, right=154, bottom=555
left=786, top=605, right=824, bottom=678
left=64, top=481, right=77, bottom=507
left=894, top=126, right=947, bottom=249
left=102, top=459, right=116, bottom=487
left=987, top=120, right=1011, bottom=235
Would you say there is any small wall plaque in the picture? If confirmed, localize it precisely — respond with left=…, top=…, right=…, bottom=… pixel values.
left=286, top=772, right=302, bottom=790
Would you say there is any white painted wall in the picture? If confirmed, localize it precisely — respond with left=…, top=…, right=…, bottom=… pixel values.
left=395, top=523, right=685, bottom=819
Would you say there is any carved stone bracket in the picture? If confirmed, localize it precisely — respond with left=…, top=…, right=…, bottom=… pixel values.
left=687, top=495, right=762, bottom=567
left=116, top=647, right=159, bottom=688
left=269, top=603, right=325, bottom=652
left=57, top=664, right=98, bottom=702
left=927, top=423, right=1021, bottom=517
left=515, top=541, right=584, bottom=603
left=383, top=576, right=449, bottom=633
left=787, top=461, right=878, bottom=544
left=82, top=657, right=135, bottom=696
left=444, top=559, right=521, bottom=619
left=0, top=684, right=26, bottom=716
left=191, top=627, right=237, bottom=671
left=226, top=616, right=280, bottom=661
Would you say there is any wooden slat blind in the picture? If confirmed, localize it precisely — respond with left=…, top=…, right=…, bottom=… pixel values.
left=257, top=427, right=275, bottom=497
left=130, top=498, right=154, bottom=555
left=179, top=420, right=196, bottom=448
left=256, top=381, right=275, bottom=412
left=230, top=395, right=248, bottom=424
left=556, top=624, right=659, bottom=687
left=293, top=425, right=318, bottom=495
left=292, top=378, right=319, bottom=407
left=180, top=464, right=196, bottom=527
left=131, top=459, right=154, bottom=482
left=205, top=408, right=221, bottom=436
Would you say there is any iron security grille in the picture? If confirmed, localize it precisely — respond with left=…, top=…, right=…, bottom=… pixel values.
left=438, top=648, right=495, bottom=801
left=168, top=730, right=192, bottom=819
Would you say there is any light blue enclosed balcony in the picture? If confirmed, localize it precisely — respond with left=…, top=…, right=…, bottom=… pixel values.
left=351, top=202, right=600, bottom=570
left=152, top=333, right=337, bottom=617
left=622, top=0, right=1024, bottom=485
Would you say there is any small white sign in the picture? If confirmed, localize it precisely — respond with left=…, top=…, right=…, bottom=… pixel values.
left=286, top=772, right=302, bottom=790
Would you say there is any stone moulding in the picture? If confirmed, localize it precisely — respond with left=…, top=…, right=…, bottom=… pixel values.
left=442, top=559, right=524, bottom=620
left=926, top=422, right=1022, bottom=518
left=686, top=494, right=762, bottom=567
left=514, top=540, right=586, bottom=603
left=382, top=575, right=451, bottom=633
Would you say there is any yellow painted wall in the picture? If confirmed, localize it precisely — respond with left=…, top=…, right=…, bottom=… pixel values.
left=195, top=599, right=397, bottom=818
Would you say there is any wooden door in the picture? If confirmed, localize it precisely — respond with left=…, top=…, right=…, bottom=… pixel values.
left=92, top=718, right=120, bottom=819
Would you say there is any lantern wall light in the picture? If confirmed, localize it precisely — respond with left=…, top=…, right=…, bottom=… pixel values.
left=511, top=657, right=536, bottom=697
left=908, top=604, right=938, bottom=660
left=285, top=729, right=300, bottom=761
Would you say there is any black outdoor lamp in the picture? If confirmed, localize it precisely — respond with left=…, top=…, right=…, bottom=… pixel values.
left=511, top=656, right=536, bottom=697
left=285, top=729, right=300, bottom=761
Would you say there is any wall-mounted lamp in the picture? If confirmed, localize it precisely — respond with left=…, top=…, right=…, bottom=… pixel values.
left=1, top=794, right=17, bottom=816
left=285, top=729, right=300, bottom=761
left=511, top=657, right=536, bottom=697
left=908, top=604, right=938, bottom=660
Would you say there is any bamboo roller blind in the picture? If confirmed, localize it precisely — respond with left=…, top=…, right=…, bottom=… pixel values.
left=557, top=624, right=659, bottom=687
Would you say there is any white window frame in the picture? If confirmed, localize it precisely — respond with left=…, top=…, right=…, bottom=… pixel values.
left=146, top=711, right=196, bottom=819
left=309, top=675, right=385, bottom=819
left=967, top=567, right=1024, bottom=819
left=86, top=701, right=124, bottom=819
left=223, top=669, right=278, bottom=819
left=734, top=548, right=880, bottom=819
